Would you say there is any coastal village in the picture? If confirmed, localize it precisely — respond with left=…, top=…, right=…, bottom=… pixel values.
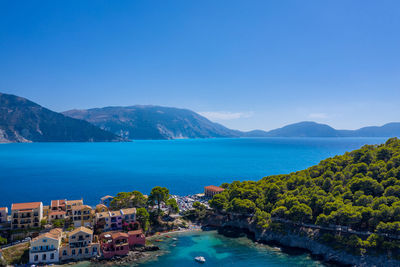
left=0, top=185, right=225, bottom=265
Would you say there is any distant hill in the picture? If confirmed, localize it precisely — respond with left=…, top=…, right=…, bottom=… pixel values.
left=262, top=121, right=339, bottom=137
left=339, top=122, right=400, bottom=137
left=257, top=121, right=400, bottom=138
left=3, top=91, right=398, bottom=141
left=0, top=93, right=121, bottom=143
left=63, top=106, right=241, bottom=140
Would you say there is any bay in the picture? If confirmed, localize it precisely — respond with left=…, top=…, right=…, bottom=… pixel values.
left=140, top=230, right=327, bottom=267
left=0, top=137, right=387, bottom=207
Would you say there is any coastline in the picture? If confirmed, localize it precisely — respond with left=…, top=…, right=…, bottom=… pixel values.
left=203, top=213, right=400, bottom=267
left=54, top=227, right=202, bottom=267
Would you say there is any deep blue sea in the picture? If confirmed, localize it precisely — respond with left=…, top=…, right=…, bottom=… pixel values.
left=0, top=137, right=387, bottom=208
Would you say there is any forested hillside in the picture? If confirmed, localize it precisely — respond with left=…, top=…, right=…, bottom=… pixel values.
left=210, top=138, right=400, bottom=240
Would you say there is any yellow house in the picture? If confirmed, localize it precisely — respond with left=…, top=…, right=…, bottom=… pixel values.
left=66, top=199, right=83, bottom=216
left=43, top=205, right=50, bottom=218
left=95, top=204, right=108, bottom=213
left=11, top=202, right=43, bottom=229
left=60, top=227, right=99, bottom=261
left=71, top=205, right=94, bottom=227
left=29, top=228, right=62, bottom=264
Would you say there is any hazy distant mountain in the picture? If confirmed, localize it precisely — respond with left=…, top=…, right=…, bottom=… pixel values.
left=262, top=121, right=340, bottom=137
left=63, top=106, right=241, bottom=140
left=0, top=93, right=121, bottom=143
left=4, top=91, right=397, bottom=142
left=258, top=121, right=400, bottom=138
left=338, top=123, right=400, bottom=137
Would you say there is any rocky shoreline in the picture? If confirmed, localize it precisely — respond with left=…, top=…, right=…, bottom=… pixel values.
left=203, top=213, right=400, bottom=267
left=89, top=246, right=161, bottom=266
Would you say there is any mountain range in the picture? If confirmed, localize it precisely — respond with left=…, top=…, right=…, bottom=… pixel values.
left=258, top=121, right=400, bottom=138
left=62, top=106, right=241, bottom=140
left=0, top=92, right=399, bottom=142
left=0, top=93, right=121, bottom=143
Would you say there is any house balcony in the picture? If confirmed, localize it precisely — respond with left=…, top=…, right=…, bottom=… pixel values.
left=30, top=248, right=58, bottom=253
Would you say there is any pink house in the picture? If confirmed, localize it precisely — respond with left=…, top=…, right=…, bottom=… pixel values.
left=99, top=230, right=146, bottom=259
left=100, top=232, right=130, bottom=259
left=128, top=230, right=145, bottom=247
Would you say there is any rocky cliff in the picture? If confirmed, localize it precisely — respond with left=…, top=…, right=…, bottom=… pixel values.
left=203, top=214, right=400, bottom=267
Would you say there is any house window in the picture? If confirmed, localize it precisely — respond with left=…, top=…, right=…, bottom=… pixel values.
left=85, top=248, right=89, bottom=254
left=43, top=239, right=47, bottom=242
left=50, top=253, right=54, bottom=259
left=72, top=249, right=76, bottom=255
left=86, top=234, right=89, bottom=238
left=93, top=247, right=97, bottom=253
left=42, top=254, right=46, bottom=260
left=34, top=255, right=38, bottom=261
left=63, top=250, right=67, bottom=256
left=79, top=249, right=82, bottom=254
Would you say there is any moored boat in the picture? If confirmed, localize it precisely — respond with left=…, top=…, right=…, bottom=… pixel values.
left=194, top=256, right=206, bottom=263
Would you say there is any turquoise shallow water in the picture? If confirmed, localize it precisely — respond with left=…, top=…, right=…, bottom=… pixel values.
left=0, top=137, right=387, bottom=207
left=141, top=230, right=326, bottom=267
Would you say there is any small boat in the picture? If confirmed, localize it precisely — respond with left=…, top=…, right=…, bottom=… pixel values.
left=155, top=239, right=163, bottom=242
left=165, top=235, right=171, bottom=238
left=195, top=256, right=206, bottom=263
left=172, top=237, right=178, bottom=241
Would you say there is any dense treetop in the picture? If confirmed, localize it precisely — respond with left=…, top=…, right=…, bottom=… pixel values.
left=210, top=138, right=400, bottom=235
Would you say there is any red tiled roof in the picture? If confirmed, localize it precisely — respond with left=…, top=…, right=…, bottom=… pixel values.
left=0, top=207, right=7, bottom=211
left=204, top=185, right=225, bottom=192
left=112, top=232, right=129, bottom=239
left=128, top=230, right=143, bottom=235
left=11, top=202, right=42, bottom=210
left=51, top=199, right=66, bottom=207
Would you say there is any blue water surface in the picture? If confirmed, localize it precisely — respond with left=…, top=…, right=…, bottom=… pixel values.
left=0, top=137, right=387, bottom=207
left=140, top=230, right=326, bottom=267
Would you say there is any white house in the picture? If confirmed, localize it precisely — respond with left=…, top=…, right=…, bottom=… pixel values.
left=29, top=228, right=62, bottom=264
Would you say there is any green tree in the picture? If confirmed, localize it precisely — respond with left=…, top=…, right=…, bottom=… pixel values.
left=52, top=219, right=65, bottom=228
left=288, top=204, right=312, bottom=223
left=166, top=198, right=179, bottom=215
left=384, top=185, right=400, bottom=198
left=136, top=207, right=150, bottom=231
left=228, top=198, right=256, bottom=214
left=209, top=194, right=228, bottom=212
left=254, top=209, right=271, bottom=228
left=148, top=186, right=170, bottom=212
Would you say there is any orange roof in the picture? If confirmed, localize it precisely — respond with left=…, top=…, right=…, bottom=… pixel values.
left=51, top=199, right=66, bottom=207
left=50, top=228, right=63, bottom=236
left=69, top=226, right=93, bottom=236
left=128, top=230, right=143, bottom=235
left=101, top=195, right=113, bottom=200
left=72, top=204, right=92, bottom=210
left=204, top=185, right=225, bottom=192
left=112, top=232, right=129, bottom=239
left=0, top=207, right=7, bottom=211
left=11, top=202, right=42, bottom=210
left=66, top=199, right=83, bottom=205
left=32, top=230, right=61, bottom=242
left=121, top=208, right=136, bottom=215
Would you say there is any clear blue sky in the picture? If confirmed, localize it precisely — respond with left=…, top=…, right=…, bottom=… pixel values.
left=0, top=1, right=399, bottom=131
